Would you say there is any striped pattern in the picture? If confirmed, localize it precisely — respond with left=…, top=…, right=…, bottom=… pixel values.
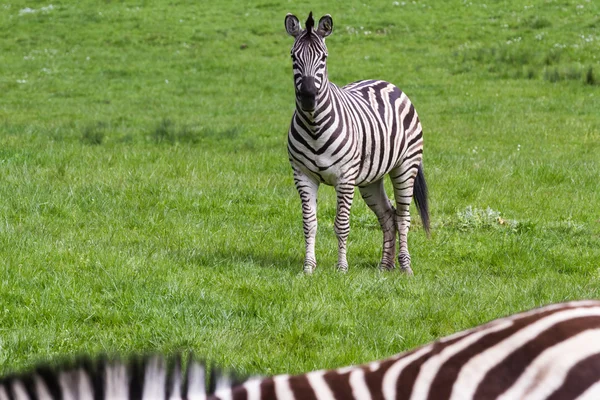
left=3, top=301, right=600, bottom=399
left=285, top=13, right=430, bottom=274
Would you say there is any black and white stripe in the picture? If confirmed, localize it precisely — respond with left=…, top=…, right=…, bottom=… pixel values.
left=3, top=301, right=600, bottom=399
left=284, top=12, right=430, bottom=274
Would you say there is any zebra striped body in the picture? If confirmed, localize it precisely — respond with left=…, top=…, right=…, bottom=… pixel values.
left=289, top=79, right=421, bottom=188
left=285, top=13, right=429, bottom=274
left=3, top=301, right=600, bottom=399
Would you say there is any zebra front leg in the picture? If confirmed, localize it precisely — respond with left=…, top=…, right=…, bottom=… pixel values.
left=334, top=182, right=355, bottom=272
left=358, top=180, right=396, bottom=271
left=293, top=168, right=320, bottom=273
left=390, top=165, right=419, bottom=275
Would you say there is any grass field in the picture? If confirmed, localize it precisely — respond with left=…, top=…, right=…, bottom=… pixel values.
left=1, top=0, right=599, bottom=376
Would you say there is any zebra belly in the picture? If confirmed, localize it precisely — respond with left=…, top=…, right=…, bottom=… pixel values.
left=356, top=159, right=398, bottom=187
left=355, top=141, right=404, bottom=187
left=290, top=136, right=403, bottom=188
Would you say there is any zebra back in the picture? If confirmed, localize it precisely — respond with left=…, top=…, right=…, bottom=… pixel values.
left=223, top=300, right=600, bottom=400
left=3, top=300, right=600, bottom=399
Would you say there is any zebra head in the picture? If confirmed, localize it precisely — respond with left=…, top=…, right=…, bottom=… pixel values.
left=285, top=12, right=333, bottom=112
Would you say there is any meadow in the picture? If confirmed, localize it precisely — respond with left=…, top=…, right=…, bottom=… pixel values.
left=0, top=0, right=599, bottom=376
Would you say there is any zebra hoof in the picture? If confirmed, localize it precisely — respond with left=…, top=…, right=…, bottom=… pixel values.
left=378, top=263, right=395, bottom=272
left=400, top=266, right=414, bottom=276
left=303, top=260, right=317, bottom=274
left=336, top=264, right=348, bottom=273
left=304, top=265, right=316, bottom=274
left=398, top=253, right=411, bottom=273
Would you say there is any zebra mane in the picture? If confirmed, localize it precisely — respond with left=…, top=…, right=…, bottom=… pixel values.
left=0, top=354, right=256, bottom=400
left=305, top=11, right=314, bottom=35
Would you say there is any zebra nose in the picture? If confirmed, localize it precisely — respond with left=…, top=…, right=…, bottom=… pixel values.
left=299, top=76, right=317, bottom=97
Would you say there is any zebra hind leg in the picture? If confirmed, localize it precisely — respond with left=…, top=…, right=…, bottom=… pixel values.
left=358, top=180, right=396, bottom=271
left=390, top=165, right=419, bottom=275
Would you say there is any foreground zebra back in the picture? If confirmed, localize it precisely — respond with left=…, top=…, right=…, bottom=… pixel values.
left=3, top=301, right=600, bottom=399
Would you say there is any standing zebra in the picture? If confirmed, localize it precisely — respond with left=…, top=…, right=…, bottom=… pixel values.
left=285, top=12, right=429, bottom=274
left=3, top=300, right=600, bottom=399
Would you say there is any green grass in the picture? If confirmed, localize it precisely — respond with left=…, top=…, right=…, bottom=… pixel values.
left=1, top=0, right=599, bottom=377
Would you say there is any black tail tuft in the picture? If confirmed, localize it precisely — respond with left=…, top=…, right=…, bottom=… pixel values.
left=413, top=163, right=430, bottom=236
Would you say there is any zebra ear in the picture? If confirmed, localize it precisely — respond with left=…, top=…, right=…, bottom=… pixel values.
left=317, top=14, right=333, bottom=38
left=285, top=13, right=302, bottom=37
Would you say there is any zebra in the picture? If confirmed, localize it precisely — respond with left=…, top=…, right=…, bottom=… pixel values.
left=285, top=12, right=430, bottom=274
left=3, top=300, right=600, bottom=399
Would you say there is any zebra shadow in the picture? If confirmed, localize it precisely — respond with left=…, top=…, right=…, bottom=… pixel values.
left=172, top=247, right=303, bottom=272
left=171, top=246, right=383, bottom=273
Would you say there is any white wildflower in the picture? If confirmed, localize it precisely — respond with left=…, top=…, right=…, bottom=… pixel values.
left=19, top=4, right=54, bottom=15
left=581, top=34, right=594, bottom=42
left=19, top=7, right=35, bottom=15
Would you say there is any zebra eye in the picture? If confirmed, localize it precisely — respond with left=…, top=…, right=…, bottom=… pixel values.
left=321, top=54, right=327, bottom=61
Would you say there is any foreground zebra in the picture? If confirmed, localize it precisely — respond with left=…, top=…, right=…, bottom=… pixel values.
left=3, top=300, right=600, bottom=399
left=285, top=12, right=430, bottom=274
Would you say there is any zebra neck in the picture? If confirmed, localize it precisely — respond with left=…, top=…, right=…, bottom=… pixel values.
left=294, top=82, right=339, bottom=137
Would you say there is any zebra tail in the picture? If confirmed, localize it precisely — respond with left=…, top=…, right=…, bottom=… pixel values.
left=413, top=163, right=430, bottom=236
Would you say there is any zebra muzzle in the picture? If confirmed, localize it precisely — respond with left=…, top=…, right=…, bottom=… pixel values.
left=297, top=76, right=317, bottom=111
